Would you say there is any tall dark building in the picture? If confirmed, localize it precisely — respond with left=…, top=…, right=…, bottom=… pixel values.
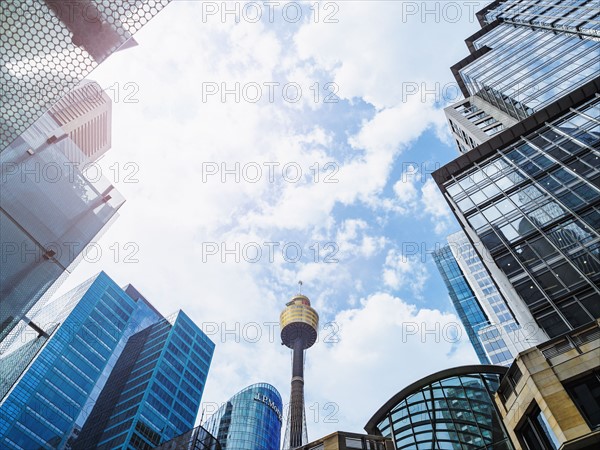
left=280, top=293, right=319, bottom=449
left=433, top=0, right=600, bottom=341
left=74, top=309, right=215, bottom=449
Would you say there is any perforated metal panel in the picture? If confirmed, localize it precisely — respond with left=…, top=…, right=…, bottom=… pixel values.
left=0, top=0, right=171, bottom=152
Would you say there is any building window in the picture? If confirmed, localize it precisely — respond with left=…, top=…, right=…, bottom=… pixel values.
left=518, top=405, right=560, bottom=450
left=564, top=371, right=600, bottom=429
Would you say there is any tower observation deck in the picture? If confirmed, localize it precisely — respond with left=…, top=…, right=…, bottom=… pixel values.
left=280, top=293, right=319, bottom=449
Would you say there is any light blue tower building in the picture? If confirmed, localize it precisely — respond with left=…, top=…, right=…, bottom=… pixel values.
left=203, top=383, right=283, bottom=450
left=0, top=272, right=158, bottom=449
left=0, top=272, right=214, bottom=450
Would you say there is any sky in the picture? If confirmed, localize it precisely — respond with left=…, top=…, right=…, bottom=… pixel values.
left=55, top=0, right=494, bottom=441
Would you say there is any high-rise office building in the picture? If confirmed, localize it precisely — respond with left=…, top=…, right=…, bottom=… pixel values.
left=432, top=244, right=493, bottom=365
left=433, top=0, right=600, bottom=341
left=0, top=92, right=124, bottom=344
left=0, top=0, right=172, bottom=152
left=280, top=293, right=319, bottom=449
left=202, top=383, right=283, bottom=450
left=365, top=365, right=514, bottom=449
left=0, top=272, right=159, bottom=449
left=445, top=0, right=599, bottom=154
left=0, top=271, right=214, bottom=450
left=74, top=310, right=215, bottom=450
left=434, top=231, right=546, bottom=366
left=48, top=79, right=112, bottom=164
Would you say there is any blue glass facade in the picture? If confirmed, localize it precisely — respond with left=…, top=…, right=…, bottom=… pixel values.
left=432, top=245, right=491, bottom=364
left=457, top=0, right=599, bottom=119
left=74, top=311, right=215, bottom=450
left=203, top=383, right=283, bottom=450
left=366, top=366, right=513, bottom=450
left=0, top=272, right=155, bottom=449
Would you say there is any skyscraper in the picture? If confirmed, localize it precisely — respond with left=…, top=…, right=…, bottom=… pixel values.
left=0, top=272, right=214, bottom=450
left=433, top=0, right=600, bottom=341
left=74, top=310, right=215, bottom=449
left=202, top=383, right=283, bottom=450
left=0, top=0, right=172, bottom=152
left=434, top=231, right=547, bottom=366
left=48, top=79, right=113, bottom=164
left=0, top=90, right=124, bottom=344
left=432, top=244, right=493, bottom=364
left=0, top=272, right=159, bottom=449
left=280, top=293, right=319, bottom=449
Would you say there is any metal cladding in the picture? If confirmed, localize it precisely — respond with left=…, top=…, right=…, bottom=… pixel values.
left=280, top=294, right=319, bottom=349
left=1, top=0, right=172, bottom=152
left=281, top=294, right=319, bottom=450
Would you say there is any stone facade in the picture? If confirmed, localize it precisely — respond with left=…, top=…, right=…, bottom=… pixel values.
left=495, top=319, right=600, bottom=449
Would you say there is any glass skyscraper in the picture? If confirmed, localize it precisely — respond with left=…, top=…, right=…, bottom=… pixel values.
left=0, top=272, right=214, bottom=450
left=74, top=310, right=215, bottom=450
left=0, top=88, right=124, bottom=345
left=365, top=365, right=513, bottom=450
left=445, top=0, right=599, bottom=153
left=432, top=245, right=492, bottom=364
left=203, top=383, right=283, bottom=450
left=0, top=272, right=158, bottom=449
left=434, top=231, right=547, bottom=366
left=434, top=0, right=600, bottom=340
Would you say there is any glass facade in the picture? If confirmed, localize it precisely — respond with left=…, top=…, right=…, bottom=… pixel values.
left=203, top=383, right=283, bottom=450
left=432, top=245, right=492, bottom=364
left=441, top=96, right=600, bottom=338
left=445, top=231, right=544, bottom=366
left=0, top=272, right=155, bottom=449
left=458, top=1, right=599, bottom=119
left=0, top=105, right=124, bottom=344
left=74, top=311, right=215, bottom=450
left=366, top=366, right=513, bottom=450
left=0, top=0, right=172, bottom=152
left=151, top=425, right=221, bottom=450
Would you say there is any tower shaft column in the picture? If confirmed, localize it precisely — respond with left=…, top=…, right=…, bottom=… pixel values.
left=289, top=338, right=305, bottom=448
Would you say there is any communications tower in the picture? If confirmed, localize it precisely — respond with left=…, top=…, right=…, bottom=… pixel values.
left=280, top=286, right=319, bottom=449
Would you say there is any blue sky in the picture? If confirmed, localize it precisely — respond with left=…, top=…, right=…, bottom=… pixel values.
left=56, top=0, right=493, bottom=440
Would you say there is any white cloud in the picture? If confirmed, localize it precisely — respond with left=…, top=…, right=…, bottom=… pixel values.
left=307, top=292, right=478, bottom=438
left=382, top=249, right=429, bottom=296
left=421, top=178, right=455, bottom=234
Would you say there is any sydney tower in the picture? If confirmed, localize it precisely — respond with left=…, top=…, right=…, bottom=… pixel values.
left=280, top=290, right=319, bottom=449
